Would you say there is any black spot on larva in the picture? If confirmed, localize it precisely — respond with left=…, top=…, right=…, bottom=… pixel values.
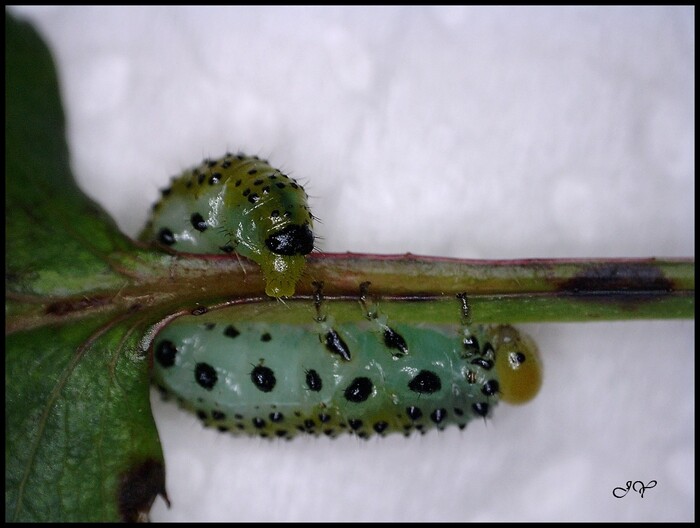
left=219, top=244, right=235, bottom=253
left=483, top=342, right=495, bottom=357
left=290, top=182, right=299, bottom=189
left=197, top=173, right=206, bottom=185
left=265, top=224, right=315, bottom=256
left=270, top=412, right=284, bottom=422
left=196, top=410, right=207, bottom=421
left=275, top=430, right=287, bottom=437
left=158, top=228, right=176, bottom=246
left=190, top=212, right=207, bottom=232
left=217, top=425, right=228, bottom=432
left=348, top=419, right=363, bottom=431
left=160, top=187, right=172, bottom=197
left=235, top=179, right=242, bottom=187
left=260, top=332, right=272, bottom=342
left=406, top=406, right=423, bottom=420
left=305, top=369, right=323, bottom=392
left=209, top=173, right=221, bottom=185
left=270, top=210, right=280, bottom=218
left=408, top=370, right=442, bottom=394
left=430, top=408, right=447, bottom=424
left=383, top=327, right=408, bottom=355
left=155, top=340, right=177, bottom=368
left=482, top=379, right=499, bottom=397
left=472, top=402, right=489, bottom=417
left=454, top=407, right=464, bottom=416
left=221, top=161, right=231, bottom=169
left=236, top=154, right=245, bottom=160
left=248, top=193, right=260, bottom=204
left=344, top=377, right=373, bottom=403
left=242, top=188, right=251, bottom=197
left=195, top=363, right=217, bottom=390
left=234, top=414, right=243, bottom=420
left=211, top=410, right=226, bottom=421
left=471, top=358, right=494, bottom=370
left=262, top=185, right=270, bottom=194
left=324, top=329, right=351, bottom=361
left=462, top=335, right=480, bottom=356
left=318, top=413, right=331, bottom=423
left=248, top=168, right=258, bottom=175
left=253, top=178, right=264, bottom=185
left=185, top=180, right=193, bottom=189
left=252, top=417, right=266, bottom=429
left=275, top=182, right=286, bottom=189
left=251, top=365, right=276, bottom=393
left=373, top=421, right=389, bottom=434
left=191, top=306, right=208, bottom=316
left=224, top=324, right=240, bottom=338
left=207, top=159, right=217, bottom=168
left=304, top=419, right=315, bottom=430
left=512, top=352, right=527, bottom=365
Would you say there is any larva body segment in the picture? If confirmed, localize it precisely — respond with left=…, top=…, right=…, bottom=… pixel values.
left=152, top=305, right=542, bottom=439
left=141, top=153, right=314, bottom=298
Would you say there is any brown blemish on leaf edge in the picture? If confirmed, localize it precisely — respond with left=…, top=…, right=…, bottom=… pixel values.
left=118, top=459, right=169, bottom=522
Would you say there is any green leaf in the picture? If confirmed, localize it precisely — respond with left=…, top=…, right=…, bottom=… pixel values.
left=6, top=315, right=165, bottom=522
left=5, top=11, right=164, bottom=522
left=5, top=11, right=134, bottom=299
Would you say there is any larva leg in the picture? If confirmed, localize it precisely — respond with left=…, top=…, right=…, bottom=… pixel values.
left=312, top=281, right=351, bottom=361
left=456, top=292, right=481, bottom=358
left=358, top=281, right=408, bottom=358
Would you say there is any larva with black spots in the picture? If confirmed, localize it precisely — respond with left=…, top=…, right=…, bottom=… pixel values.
left=152, top=288, right=542, bottom=438
left=141, top=153, right=315, bottom=298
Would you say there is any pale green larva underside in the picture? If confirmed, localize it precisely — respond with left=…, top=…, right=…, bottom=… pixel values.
left=152, top=298, right=542, bottom=439
left=140, top=153, right=314, bottom=298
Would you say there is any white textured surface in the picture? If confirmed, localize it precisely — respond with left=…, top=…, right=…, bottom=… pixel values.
left=10, top=6, right=694, bottom=522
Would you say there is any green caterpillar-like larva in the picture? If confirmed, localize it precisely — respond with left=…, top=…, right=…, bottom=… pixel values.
left=141, top=153, right=315, bottom=298
left=152, top=287, right=542, bottom=439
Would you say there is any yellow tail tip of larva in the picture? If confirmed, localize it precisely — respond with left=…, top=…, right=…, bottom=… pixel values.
left=261, top=254, right=306, bottom=298
left=493, top=325, right=543, bottom=404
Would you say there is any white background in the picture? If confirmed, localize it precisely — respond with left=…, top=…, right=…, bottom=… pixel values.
left=10, top=6, right=694, bottom=522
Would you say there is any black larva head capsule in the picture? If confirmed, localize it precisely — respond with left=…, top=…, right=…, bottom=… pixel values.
left=264, top=224, right=314, bottom=257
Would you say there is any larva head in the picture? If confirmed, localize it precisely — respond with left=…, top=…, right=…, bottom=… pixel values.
left=228, top=182, right=315, bottom=298
left=143, top=153, right=315, bottom=298
left=492, top=325, right=542, bottom=404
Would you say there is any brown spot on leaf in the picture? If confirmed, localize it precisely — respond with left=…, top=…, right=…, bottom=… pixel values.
left=118, top=459, right=169, bottom=522
left=45, top=295, right=111, bottom=315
